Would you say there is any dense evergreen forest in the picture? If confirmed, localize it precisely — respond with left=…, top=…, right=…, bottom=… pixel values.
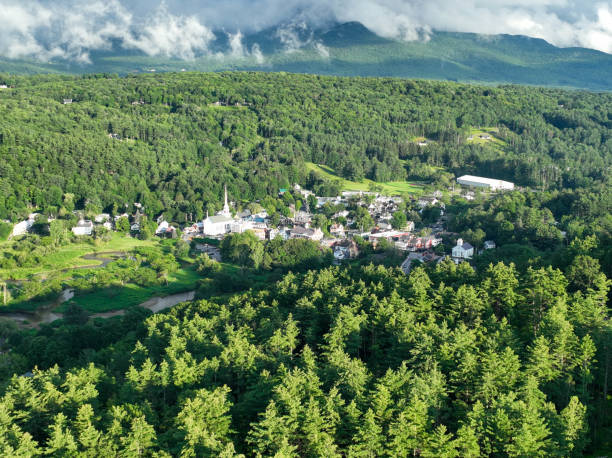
left=0, top=72, right=611, bottom=222
left=0, top=261, right=609, bottom=456
left=0, top=72, right=611, bottom=455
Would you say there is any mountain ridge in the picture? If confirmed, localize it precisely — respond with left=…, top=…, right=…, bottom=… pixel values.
left=0, top=21, right=611, bottom=90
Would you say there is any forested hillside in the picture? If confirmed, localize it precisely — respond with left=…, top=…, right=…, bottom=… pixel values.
left=0, top=261, right=609, bottom=455
left=0, top=71, right=611, bottom=455
left=0, top=72, right=611, bottom=223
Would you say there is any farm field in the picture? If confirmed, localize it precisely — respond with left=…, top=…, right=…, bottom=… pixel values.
left=306, top=162, right=423, bottom=195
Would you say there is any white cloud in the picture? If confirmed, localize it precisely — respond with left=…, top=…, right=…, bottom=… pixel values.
left=225, top=31, right=266, bottom=63
left=314, top=42, right=330, bottom=58
left=123, top=4, right=213, bottom=59
left=0, top=0, right=214, bottom=62
left=0, top=0, right=611, bottom=61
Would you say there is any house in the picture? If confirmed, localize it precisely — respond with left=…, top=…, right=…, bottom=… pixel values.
left=250, top=227, right=267, bottom=240
left=94, top=213, right=111, bottom=224
left=237, top=209, right=252, bottom=220
left=456, top=175, right=514, bottom=191
left=417, top=196, right=439, bottom=208
left=293, top=211, right=312, bottom=226
left=155, top=221, right=169, bottom=235
left=317, top=197, right=341, bottom=207
left=63, top=99, right=73, bottom=105
left=130, top=223, right=140, bottom=232
left=108, top=133, right=121, bottom=140
left=158, top=225, right=177, bottom=239
left=333, top=240, right=359, bottom=261
left=290, top=226, right=324, bottom=241
left=394, top=234, right=441, bottom=251
left=452, top=238, right=474, bottom=262
left=401, top=251, right=441, bottom=274
left=411, top=236, right=442, bottom=251
left=479, top=134, right=492, bottom=140
left=72, top=220, right=94, bottom=236
left=0, top=85, right=7, bottom=89
left=484, top=240, right=496, bottom=250
left=329, top=223, right=345, bottom=238
left=183, top=224, right=201, bottom=238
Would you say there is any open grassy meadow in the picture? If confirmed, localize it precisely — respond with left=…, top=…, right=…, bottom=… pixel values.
left=0, top=233, right=156, bottom=280
left=306, top=162, right=423, bottom=195
left=59, top=266, right=201, bottom=313
left=465, top=127, right=507, bottom=150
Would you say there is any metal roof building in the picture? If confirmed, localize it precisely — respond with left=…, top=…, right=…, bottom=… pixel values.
left=456, top=175, right=514, bottom=191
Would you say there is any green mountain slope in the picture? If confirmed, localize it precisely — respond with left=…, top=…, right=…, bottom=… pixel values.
left=0, top=22, right=611, bottom=90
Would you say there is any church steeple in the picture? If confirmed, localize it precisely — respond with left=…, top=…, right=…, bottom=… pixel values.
left=222, top=184, right=231, bottom=217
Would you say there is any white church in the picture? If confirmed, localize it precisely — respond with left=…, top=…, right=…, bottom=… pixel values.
left=202, top=185, right=235, bottom=236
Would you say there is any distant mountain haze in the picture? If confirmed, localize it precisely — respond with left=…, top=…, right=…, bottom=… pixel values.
left=1, top=22, right=611, bottom=90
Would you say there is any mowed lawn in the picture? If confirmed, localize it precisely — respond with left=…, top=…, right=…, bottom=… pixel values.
left=305, top=162, right=423, bottom=195
left=0, top=233, right=156, bottom=279
left=466, top=127, right=507, bottom=150
left=59, top=266, right=201, bottom=313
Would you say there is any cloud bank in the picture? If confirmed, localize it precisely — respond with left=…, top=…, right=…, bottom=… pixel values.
left=0, top=0, right=610, bottom=63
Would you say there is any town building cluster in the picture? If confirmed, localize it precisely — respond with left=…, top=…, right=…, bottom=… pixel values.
left=7, top=180, right=504, bottom=271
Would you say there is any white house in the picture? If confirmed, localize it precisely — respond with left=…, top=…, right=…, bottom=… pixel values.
left=94, top=213, right=111, bottom=224
left=484, top=240, right=496, bottom=250
left=155, top=221, right=169, bottom=235
left=72, top=220, right=94, bottom=236
left=456, top=175, right=514, bottom=191
left=290, top=227, right=324, bottom=241
left=452, top=238, right=474, bottom=261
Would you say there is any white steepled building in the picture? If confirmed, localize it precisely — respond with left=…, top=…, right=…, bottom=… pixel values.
left=202, top=185, right=235, bottom=236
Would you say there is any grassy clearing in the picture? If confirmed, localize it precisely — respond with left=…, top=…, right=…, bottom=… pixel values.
left=306, top=162, right=423, bottom=195
left=0, top=233, right=156, bottom=279
left=60, top=266, right=201, bottom=313
left=466, top=127, right=507, bottom=150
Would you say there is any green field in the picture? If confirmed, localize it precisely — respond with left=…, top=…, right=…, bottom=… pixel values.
left=0, top=233, right=156, bottom=279
left=465, top=127, right=507, bottom=150
left=60, top=267, right=201, bottom=313
left=306, top=162, right=423, bottom=195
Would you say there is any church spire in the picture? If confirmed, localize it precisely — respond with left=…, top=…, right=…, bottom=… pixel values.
left=223, top=184, right=230, bottom=216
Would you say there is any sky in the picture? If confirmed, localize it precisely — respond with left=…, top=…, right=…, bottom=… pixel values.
left=0, top=0, right=611, bottom=62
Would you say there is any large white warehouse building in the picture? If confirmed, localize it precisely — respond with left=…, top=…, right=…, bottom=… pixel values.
left=457, top=175, right=514, bottom=191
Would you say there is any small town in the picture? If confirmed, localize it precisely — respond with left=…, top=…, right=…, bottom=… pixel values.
left=0, top=15, right=609, bottom=454
left=7, top=175, right=507, bottom=272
